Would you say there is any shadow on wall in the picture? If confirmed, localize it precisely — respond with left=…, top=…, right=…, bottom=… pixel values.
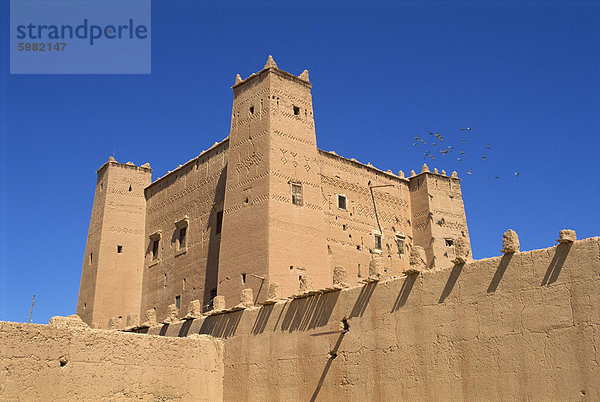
left=252, top=304, right=274, bottom=335
left=541, top=243, right=572, bottom=286
left=439, top=264, right=463, bottom=304
left=487, top=254, right=513, bottom=293
left=392, top=275, right=417, bottom=311
left=349, top=282, right=377, bottom=318
left=310, top=331, right=347, bottom=402
left=198, top=310, right=243, bottom=338
left=281, top=291, right=340, bottom=332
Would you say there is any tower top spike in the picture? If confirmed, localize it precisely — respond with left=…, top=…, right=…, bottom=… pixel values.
left=264, top=55, right=278, bottom=69
left=299, top=70, right=310, bottom=82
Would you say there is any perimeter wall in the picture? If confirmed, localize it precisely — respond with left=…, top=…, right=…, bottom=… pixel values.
left=2, top=236, right=599, bottom=401
left=155, top=236, right=600, bottom=401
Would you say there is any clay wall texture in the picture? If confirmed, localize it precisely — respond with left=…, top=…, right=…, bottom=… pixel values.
left=0, top=321, right=223, bottom=400
left=151, top=237, right=600, bottom=401
left=142, top=140, right=229, bottom=321
left=77, top=161, right=151, bottom=327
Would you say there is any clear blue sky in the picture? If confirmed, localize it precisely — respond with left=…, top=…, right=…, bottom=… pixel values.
left=1, top=0, right=599, bottom=324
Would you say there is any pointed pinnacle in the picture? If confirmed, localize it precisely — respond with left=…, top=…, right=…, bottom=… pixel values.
left=264, top=55, right=278, bottom=69
left=235, top=74, right=242, bottom=84
left=299, top=69, right=310, bottom=82
left=421, top=163, right=430, bottom=173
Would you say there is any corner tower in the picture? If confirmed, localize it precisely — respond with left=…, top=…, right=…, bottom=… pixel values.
left=409, top=166, right=472, bottom=268
left=76, top=158, right=151, bottom=328
left=217, top=56, right=329, bottom=305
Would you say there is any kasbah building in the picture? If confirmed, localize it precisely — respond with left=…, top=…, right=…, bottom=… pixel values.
left=76, top=55, right=471, bottom=329
left=2, top=56, right=599, bottom=401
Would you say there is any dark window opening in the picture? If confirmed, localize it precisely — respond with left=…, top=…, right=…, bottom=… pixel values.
left=175, top=295, right=181, bottom=309
left=216, top=211, right=223, bottom=234
left=241, top=273, right=246, bottom=284
left=178, top=226, right=187, bottom=250
left=83, top=303, right=87, bottom=309
left=342, top=224, right=347, bottom=231
left=445, top=239, right=454, bottom=247
left=89, top=252, right=93, bottom=265
left=293, top=105, right=300, bottom=115
left=117, top=245, right=123, bottom=254
left=152, top=239, right=160, bottom=260
left=396, top=234, right=406, bottom=255
left=163, top=273, right=167, bottom=288
left=291, top=183, right=303, bottom=206
left=374, top=234, right=382, bottom=250
left=249, top=106, right=254, bottom=115
left=128, top=185, right=132, bottom=192
left=338, top=194, right=347, bottom=210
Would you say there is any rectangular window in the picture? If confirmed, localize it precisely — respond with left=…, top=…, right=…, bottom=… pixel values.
left=178, top=226, right=187, bottom=250
left=216, top=211, right=223, bottom=234
left=445, top=239, right=454, bottom=247
left=241, top=273, right=247, bottom=285
left=374, top=233, right=382, bottom=250
left=175, top=295, right=181, bottom=309
left=337, top=194, right=347, bottom=210
left=152, top=239, right=160, bottom=260
left=117, top=245, right=123, bottom=254
left=395, top=234, right=405, bottom=255
left=89, top=252, right=93, bottom=265
left=293, top=105, right=300, bottom=115
left=291, top=183, right=303, bottom=206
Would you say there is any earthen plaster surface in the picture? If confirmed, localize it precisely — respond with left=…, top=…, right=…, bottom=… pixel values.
left=151, top=237, right=600, bottom=401
left=0, top=319, right=223, bottom=401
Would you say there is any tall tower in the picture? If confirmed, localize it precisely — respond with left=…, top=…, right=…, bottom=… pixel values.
left=76, top=158, right=151, bottom=328
left=217, top=56, right=329, bottom=306
left=409, top=166, right=471, bottom=268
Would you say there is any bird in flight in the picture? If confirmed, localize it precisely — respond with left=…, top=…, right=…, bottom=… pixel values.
left=494, top=176, right=499, bottom=179
left=482, top=155, right=487, bottom=161
left=460, top=127, right=472, bottom=131
left=461, top=139, right=466, bottom=144
left=514, top=172, right=520, bottom=177
left=467, top=169, right=472, bottom=175
left=461, top=151, right=466, bottom=156
left=457, top=158, right=463, bottom=163
left=487, top=144, right=491, bottom=149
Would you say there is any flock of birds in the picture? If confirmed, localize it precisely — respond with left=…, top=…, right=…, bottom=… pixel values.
left=412, top=127, right=520, bottom=179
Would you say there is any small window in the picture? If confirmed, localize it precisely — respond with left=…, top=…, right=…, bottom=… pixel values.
left=183, top=278, right=186, bottom=291
left=337, top=194, right=347, bottom=210
left=342, top=224, right=347, bottom=231
left=178, top=226, right=187, bottom=250
left=241, top=273, right=247, bottom=285
left=293, top=106, right=300, bottom=115
left=249, top=106, right=254, bottom=115
left=395, top=234, right=405, bottom=255
left=128, top=185, right=132, bottom=192
left=163, top=273, right=167, bottom=288
left=152, top=239, right=160, bottom=260
left=291, top=183, right=303, bottom=206
left=374, top=233, right=382, bottom=250
left=117, top=245, right=123, bottom=254
left=445, top=239, right=454, bottom=247
left=175, top=295, right=181, bottom=309
left=89, top=252, right=93, bottom=265
left=216, top=211, right=223, bottom=234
